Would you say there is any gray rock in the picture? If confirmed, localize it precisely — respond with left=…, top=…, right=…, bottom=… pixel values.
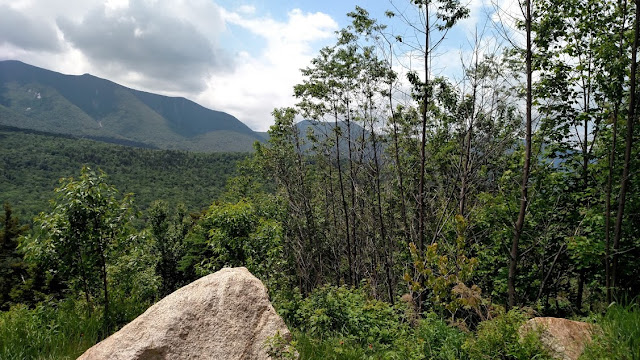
left=78, top=267, right=290, bottom=360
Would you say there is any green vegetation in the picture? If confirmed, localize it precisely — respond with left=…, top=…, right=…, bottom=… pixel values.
left=2, top=0, right=640, bottom=359
left=0, top=126, right=246, bottom=221
left=581, top=303, right=640, bottom=360
left=0, top=300, right=102, bottom=360
left=0, top=297, right=150, bottom=360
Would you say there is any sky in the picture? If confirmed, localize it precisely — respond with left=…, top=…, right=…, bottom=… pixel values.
left=0, top=0, right=520, bottom=131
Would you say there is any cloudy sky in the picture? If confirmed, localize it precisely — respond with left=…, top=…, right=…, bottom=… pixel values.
left=0, top=0, right=519, bottom=131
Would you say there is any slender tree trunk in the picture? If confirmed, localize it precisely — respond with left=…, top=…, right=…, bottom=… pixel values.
left=334, top=107, right=353, bottom=285
left=369, top=94, right=394, bottom=304
left=387, top=41, right=410, bottom=243
left=605, top=0, right=627, bottom=304
left=414, top=5, right=431, bottom=312
left=77, top=247, right=93, bottom=314
left=536, top=244, right=566, bottom=302
left=577, top=51, right=593, bottom=311
left=605, top=105, right=620, bottom=304
left=418, top=8, right=430, bottom=252
left=345, top=100, right=359, bottom=284
left=99, top=245, right=109, bottom=327
left=508, top=0, right=532, bottom=310
left=460, top=41, right=479, bottom=217
left=613, top=0, right=639, bottom=292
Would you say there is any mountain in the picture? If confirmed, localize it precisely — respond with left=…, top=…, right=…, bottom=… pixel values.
left=0, top=60, right=263, bottom=152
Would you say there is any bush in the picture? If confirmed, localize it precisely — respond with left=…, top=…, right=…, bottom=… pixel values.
left=281, top=286, right=467, bottom=359
left=463, top=309, right=551, bottom=360
left=294, top=285, right=409, bottom=348
left=412, top=313, right=467, bottom=360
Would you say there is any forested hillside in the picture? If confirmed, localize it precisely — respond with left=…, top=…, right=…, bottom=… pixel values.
left=0, top=126, right=246, bottom=221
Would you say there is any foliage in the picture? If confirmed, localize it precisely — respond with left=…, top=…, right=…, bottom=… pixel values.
left=406, top=215, right=482, bottom=324
left=0, top=295, right=152, bottom=360
left=0, top=203, right=30, bottom=310
left=20, top=167, right=135, bottom=322
left=275, top=286, right=466, bottom=360
left=148, top=200, right=191, bottom=296
left=292, top=285, right=410, bottom=349
left=463, top=309, right=552, bottom=360
left=180, top=197, right=286, bottom=288
left=0, top=300, right=102, bottom=360
left=0, top=126, right=245, bottom=222
left=410, top=313, right=467, bottom=360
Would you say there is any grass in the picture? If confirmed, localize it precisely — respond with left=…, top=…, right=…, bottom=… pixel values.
left=580, top=302, right=640, bottom=360
left=0, top=300, right=102, bottom=360
left=0, top=295, right=152, bottom=360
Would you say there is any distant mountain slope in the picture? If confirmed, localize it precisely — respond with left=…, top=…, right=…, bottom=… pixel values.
left=0, top=60, right=263, bottom=152
left=0, top=125, right=247, bottom=221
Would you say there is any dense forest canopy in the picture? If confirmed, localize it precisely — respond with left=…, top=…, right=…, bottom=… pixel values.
left=0, top=125, right=246, bottom=221
left=1, top=0, right=639, bottom=358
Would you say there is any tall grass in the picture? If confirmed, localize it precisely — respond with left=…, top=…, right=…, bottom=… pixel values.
left=0, top=295, right=152, bottom=359
left=0, top=300, right=102, bottom=360
left=581, top=302, right=640, bottom=360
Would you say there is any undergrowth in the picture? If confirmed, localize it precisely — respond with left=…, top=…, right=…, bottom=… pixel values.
left=0, top=294, right=151, bottom=360
left=581, top=302, right=640, bottom=360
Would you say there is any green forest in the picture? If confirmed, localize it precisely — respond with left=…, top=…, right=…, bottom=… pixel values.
left=2, top=0, right=640, bottom=359
left=0, top=126, right=246, bottom=221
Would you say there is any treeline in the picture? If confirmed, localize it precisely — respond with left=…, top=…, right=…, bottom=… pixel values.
left=0, top=126, right=247, bottom=221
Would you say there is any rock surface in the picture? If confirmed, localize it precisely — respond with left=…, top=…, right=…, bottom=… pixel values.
left=78, top=267, right=290, bottom=360
left=520, top=317, right=597, bottom=360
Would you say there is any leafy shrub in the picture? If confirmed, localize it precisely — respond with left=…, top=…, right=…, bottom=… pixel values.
left=294, top=285, right=410, bottom=348
left=180, top=199, right=286, bottom=288
left=412, top=313, right=467, bottom=360
left=463, top=309, right=551, bottom=360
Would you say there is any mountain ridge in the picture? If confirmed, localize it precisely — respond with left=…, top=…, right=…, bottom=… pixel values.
left=0, top=60, right=262, bottom=152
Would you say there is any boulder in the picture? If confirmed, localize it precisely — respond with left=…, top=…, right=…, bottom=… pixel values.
left=78, top=267, right=290, bottom=360
left=520, top=317, right=597, bottom=360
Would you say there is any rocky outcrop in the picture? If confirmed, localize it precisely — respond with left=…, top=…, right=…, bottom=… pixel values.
left=78, top=267, right=290, bottom=360
left=520, top=317, right=597, bottom=360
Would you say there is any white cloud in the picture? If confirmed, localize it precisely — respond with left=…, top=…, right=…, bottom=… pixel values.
left=198, top=8, right=338, bottom=130
left=0, top=0, right=339, bottom=132
left=237, top=4, right=256, bottom=15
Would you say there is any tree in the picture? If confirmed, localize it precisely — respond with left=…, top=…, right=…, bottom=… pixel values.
left=0, top=203, right=29, bottom=310
left=612, top=0, right=640, bottom=295
left=508, top=0, right=534, bottom=310
left=180, top=199, right=286, bottom=290
left=22, top=166, right=134, bottom=323
left=149, top=200, right=190, bottom=297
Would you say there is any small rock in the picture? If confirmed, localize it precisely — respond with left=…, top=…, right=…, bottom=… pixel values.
left=78, top=267, right=291, bottom=360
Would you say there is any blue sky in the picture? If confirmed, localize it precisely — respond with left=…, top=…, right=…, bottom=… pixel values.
left=0, top=0, right=519, bottom=131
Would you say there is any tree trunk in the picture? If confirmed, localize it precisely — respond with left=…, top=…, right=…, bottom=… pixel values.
left=508, top=0, right=532, bottom=310
left=605, top=0, right=628, bottom=305
left=612, top=0, right=639, bottom=292
left=334, top=107, right=353, bottom=285
left=418, top=7, right=430, bottom=252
